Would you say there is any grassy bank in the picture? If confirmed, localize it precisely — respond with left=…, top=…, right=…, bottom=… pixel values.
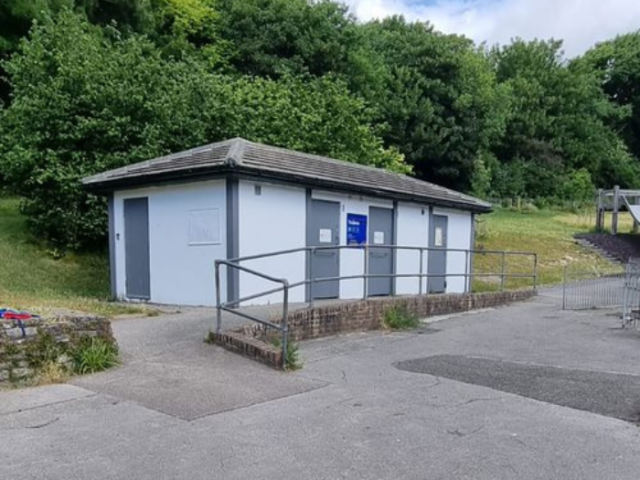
left=0, top=197, right=142, bottom=316
left=474, top=207, right=622, bottom=290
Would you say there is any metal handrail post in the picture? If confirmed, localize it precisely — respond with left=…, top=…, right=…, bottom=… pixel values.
left=282, top=282, right=289, bottom=370
left=308, top=248, right=315, bottom=309
left=464, top=250, right=469, bottom=293
left=562, top=265, right=567, bottom=310
left=215, top=260, right=222, bottom=334
left=500, top=252, right=507, bottom=291
left=418, top=248, right=424, bottom=296
left=363, top=244, right=369, bottom=300
left=622, top=264, right=629, bottom=324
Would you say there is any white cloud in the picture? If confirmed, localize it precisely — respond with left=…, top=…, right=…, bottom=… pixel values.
left=343, top=0, right=640, bottom=56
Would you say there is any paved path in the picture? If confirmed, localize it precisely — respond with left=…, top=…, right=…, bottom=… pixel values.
left=2, top=294, right=640, bottom=479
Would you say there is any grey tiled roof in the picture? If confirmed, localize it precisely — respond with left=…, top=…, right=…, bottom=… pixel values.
left=82, top=138, right=491, bottom=212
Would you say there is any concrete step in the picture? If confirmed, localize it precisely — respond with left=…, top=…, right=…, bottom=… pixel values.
left=574, top=238, right=624, bottom=265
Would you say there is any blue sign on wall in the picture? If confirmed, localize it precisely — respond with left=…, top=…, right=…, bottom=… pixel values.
left=347, top=214, right=367, bottom=246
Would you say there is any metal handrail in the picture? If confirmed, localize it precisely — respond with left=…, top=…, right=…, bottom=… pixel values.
left=214, top=259, right=290, bottom=369
left=214, top=244, right=538, bottom=369
left=225, top=243, right=537, bottom=262
left=227, top=272, right=538, bottom=307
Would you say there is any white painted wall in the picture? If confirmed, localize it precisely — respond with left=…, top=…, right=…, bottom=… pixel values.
left=433, top=207, right=473, bottom=294
left=112, top=178, right=476, bottom=307
left=395, top=203, right=430, bottom=295
left=237, top=181, right=307, bottom=305
left=113, top=180, right=226, bottom=306
left=312, top=191, right=393, bottom=299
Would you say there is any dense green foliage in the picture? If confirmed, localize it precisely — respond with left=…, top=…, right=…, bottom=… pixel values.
left=486, top=39, right=638, bottom=199
left=0, top=11, right=402, bottom=248
left=1, top=2, right=640, bottom=249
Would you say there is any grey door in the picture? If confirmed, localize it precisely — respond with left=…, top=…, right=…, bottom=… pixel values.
left=124, top=197, right=150, bottom=300
left=428, top=214, right=448, bottom=294
left=368, top=207, right=394, bottom=296
left=307, top=200, right=340, bottom=299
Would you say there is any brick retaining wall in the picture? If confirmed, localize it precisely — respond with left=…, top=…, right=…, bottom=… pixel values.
left=213, top=289, right=536, bottom=369
left=0, top=315, right=114, bottom=384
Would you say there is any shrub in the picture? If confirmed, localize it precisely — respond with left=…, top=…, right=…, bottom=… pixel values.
left=562, top=168, right=595, bottom=202
left=383, top=305, right=420, bottom=330
left=272, top=337, right=302, bottom=371
left=73, top=337, right=119, bottom=374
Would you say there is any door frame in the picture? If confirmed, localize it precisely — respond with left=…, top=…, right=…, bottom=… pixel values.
left=305, top=193, right=341, bottom=301
left=367, top=205, right=395, bottom=297
left=123, top=197, right=151, bottom=300
left=427, top=212, right=448, bottom=294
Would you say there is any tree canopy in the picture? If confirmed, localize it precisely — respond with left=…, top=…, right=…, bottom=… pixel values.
left=1, top=2, right=639, bottom=249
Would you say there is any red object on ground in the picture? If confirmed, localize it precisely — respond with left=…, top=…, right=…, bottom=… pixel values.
left=2, top=312, right=33, bottom=320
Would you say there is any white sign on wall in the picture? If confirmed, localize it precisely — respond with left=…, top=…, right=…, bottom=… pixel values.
left=434, top=227, right=444, bottom=247
left=188, top=208, right=221, bottom=245
left=373, top=231, right=385, bottom=245
left=319, top=228, right=332, bottom=243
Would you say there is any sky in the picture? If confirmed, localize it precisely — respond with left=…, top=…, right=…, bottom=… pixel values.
left=343, top=0, right=640, bottom=57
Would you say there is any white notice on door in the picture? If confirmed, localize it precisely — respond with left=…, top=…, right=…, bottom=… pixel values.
left=434, top=227, right=443, bottom=247
left=373, top=231, right=385, bottom=245
left=319, top=228, right=332, bottom=243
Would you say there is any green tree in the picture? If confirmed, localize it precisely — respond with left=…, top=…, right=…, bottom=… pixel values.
left=488, top=39, right=637, bottom=197
left=0, top=0, right=152, bottom=54
left=0, top=0, right=153, bottom=101
left=216, top=0, right=359, bottom=77
left=0, top=10, right=404, bottom=249
left=149, top=0, right=228, bottom=65
left=582, top=32, right=640, bottom=161
left=356, top=17, right=509, bottom=191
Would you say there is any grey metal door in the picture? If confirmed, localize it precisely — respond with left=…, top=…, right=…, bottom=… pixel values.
left=428, top=215, right=448, bottom=294
left=368, top=207, right=394, bottom=296
left=307, top=200, right=340, bottom=299
left=124, top=197, right=150, bottom=300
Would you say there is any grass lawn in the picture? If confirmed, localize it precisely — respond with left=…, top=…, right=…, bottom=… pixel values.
left=0, top=196, right=144, bottom=317
left=474, top=207, right=623, bottom=291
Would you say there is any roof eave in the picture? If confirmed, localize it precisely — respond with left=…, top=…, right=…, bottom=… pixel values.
left=82, top=165, right=492, bottom=213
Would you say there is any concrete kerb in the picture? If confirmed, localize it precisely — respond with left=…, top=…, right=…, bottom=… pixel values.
left=212, top=289, right=537, bottom=369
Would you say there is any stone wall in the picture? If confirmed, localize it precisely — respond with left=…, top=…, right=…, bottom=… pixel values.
left=213, top=289, right=537, bottom=369
left=0, top=315, right=114, bottom=384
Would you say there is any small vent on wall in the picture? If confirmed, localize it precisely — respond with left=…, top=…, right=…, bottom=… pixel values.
left=254, top=185, right=262, bottom=196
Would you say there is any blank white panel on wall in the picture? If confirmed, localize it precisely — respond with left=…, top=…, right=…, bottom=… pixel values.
left=188, top=208, right=221, bottom=245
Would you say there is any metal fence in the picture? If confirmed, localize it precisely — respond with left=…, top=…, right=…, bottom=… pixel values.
left=622, top=259, right=640, bottom=328
left=561, top=261, right=640, bottom=329
left=561, top=269, right=626, bottom=310
left=214, top=244, right=538, bottom=369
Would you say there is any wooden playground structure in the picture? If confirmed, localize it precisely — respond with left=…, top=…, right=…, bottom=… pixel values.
left=596, top=186, right=640, bottom=235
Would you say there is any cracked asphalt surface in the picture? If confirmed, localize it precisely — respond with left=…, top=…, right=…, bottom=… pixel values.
left=2, top=292, right=640, bottom=479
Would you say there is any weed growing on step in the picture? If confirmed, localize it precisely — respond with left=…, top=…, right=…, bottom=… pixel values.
left=383, top=306, right=420, bottom=330
left=272, top=338, right=302, bottom=371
